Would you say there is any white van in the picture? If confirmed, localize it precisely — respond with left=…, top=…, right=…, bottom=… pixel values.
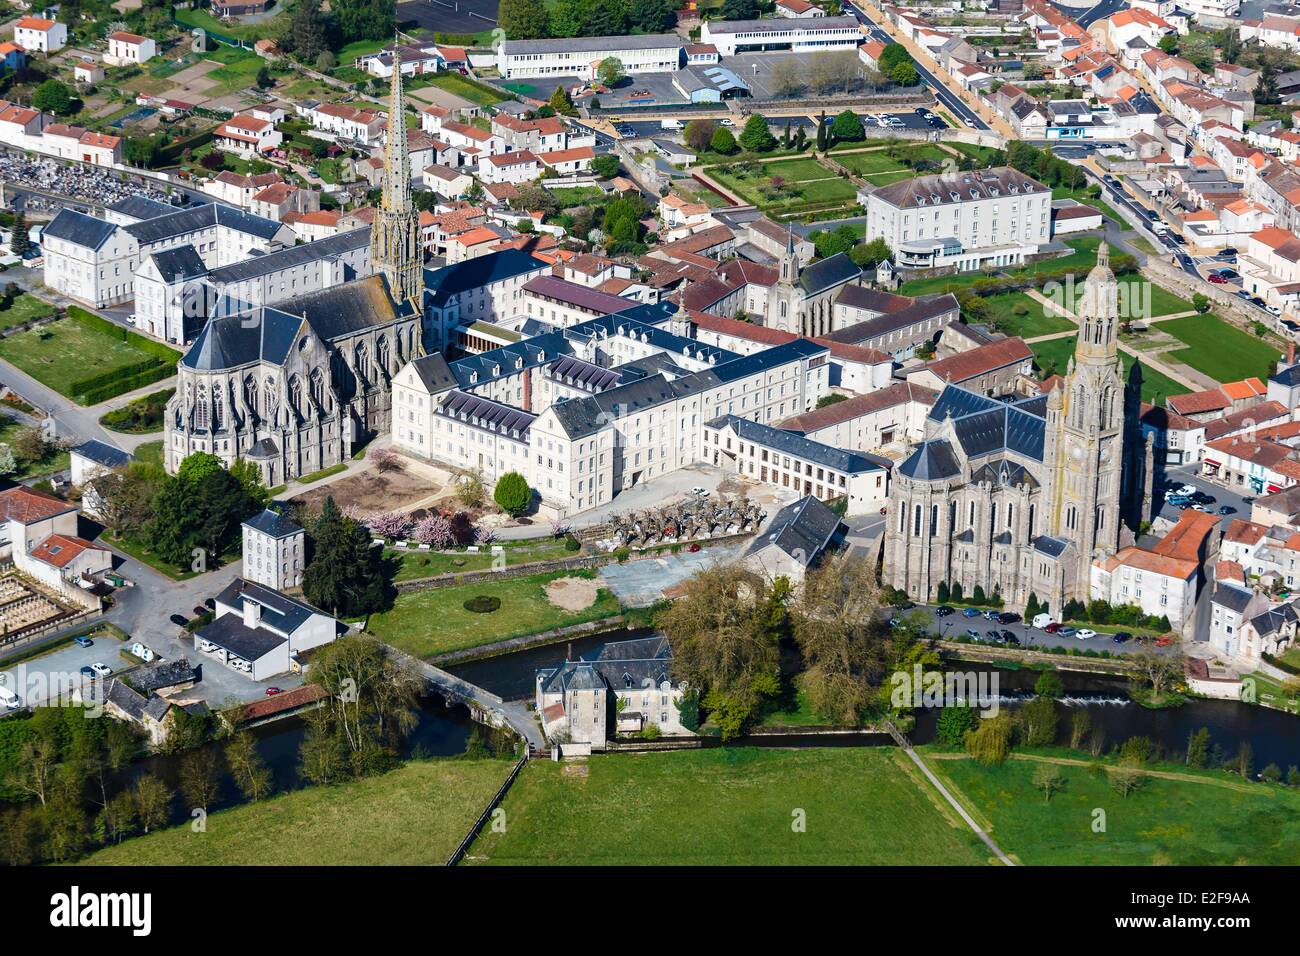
left=0, top=684, right=21, bottom=709
left=1032, top=613, right=1055, bottom=629
left=660, top=118, right=682, bottom=130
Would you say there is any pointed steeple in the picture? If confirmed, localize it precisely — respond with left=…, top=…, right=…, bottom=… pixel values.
left=370, top=45, right=423, bottom=314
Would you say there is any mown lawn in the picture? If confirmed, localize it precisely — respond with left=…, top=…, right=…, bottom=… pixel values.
left=0, top=317, right=166, bottom=401
left=0, top=292, right=56, bottom=331
left=468, top=748, right=988, bottom=865
left=981, top=291, right=1075, bottom=338
left=1113, top=274, right=1192, bottom=319
left=389, top=538, right=576, bottom=582
left=930, top=753, right=1300, bottom=865
left=1154, top=313, right=1283, bottom=384
left=367, top=569, right=621, bottom=658
left=418, top=72, right=507, bottom=106
left=1031, top=336, right=1189, bottom=405
left=82, top=759, right=512, bottom=866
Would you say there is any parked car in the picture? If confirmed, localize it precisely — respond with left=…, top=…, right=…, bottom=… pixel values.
left=1165, top=495, right=1191, bottom=506
left=963, top=607, right=981, bottom=618
left=982, top=609, right=999, bottom=620
left=1076, top=629, right=1097, bottom=640
left=935, top=605, right=955, bottom=617
left=690, top=486, right=707, bottom=496
left=965, top=628, right=980, bottom=639
left=997, top=611, right=1020, bottom=625
left=1112, top=632, right=1133, bottom=645
left=888, top=617, right=901, bottom=628
left=688, top=542, right=701, bottom=553
left=986, top=629, right=1004, bottom=643
left=204, top=598, right=215, bottom=610
left=73, top=636, right=93, bottom=648
left=1155, top=635, right=1175, bottom=647
left=1002, top=631, right=1021, bottom=646
left=1059, top=626, right=1078, bottom=637
left=265, top=687, right=283, bottom=697
left=1032, top=613, right=1054, bottom=629
left=1044, top=622, right=1063, bottom=633
left=1219, top=505, right=1236, bottom=515
left=90, top=663, right=112, bottom=677
left=169, top=613, right=188, bottom=627
left=1176, top=485, right=1197, bottom=496
left=79, top=665, right=95, bottom=678
left=192, top=605, right=207, bottom=618
left=1218, top=247, right=1238, bottom=258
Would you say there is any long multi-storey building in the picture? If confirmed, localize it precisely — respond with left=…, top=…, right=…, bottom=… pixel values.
left=496, top=35, right=682, bottom=79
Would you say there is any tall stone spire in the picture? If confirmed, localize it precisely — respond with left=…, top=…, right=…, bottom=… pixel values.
left=1074, top=240, right=1119, bottom=367
left=370, top=48, right=423, bottom=310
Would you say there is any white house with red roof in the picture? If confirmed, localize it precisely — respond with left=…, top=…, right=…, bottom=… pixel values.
left=479, top=149, right=540, bottom=185
left=775, top=0, right=826, bottom=16
left=213, top=114, right=282, bottom=157
left=13, top=17, right=66, bottom=53
left=0, top=486, right=109, bottom=596
left=103, top=31, right=156, bottom=66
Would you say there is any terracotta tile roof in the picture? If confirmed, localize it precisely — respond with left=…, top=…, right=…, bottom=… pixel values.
left=1224, top=518, right=1269, bottom=546
left=1152, top=508, right=1219, bottom=562
left=1166, top=387, right=1229, bottom=416
left=236, top=684, right=328, bottom=722
left=0, top=486, right=74, bottom=523
left=1216, top=559, right=1246, bottom=585
left=1221, top=377, right=1267, bottom=401
left=29, top=534, right=106, bottom=569
left=16, top=17, right=55, bottom=30
left=1100, top=545, right=1198, bottom=580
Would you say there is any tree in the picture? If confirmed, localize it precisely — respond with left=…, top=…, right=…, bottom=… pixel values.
left=225, top=731, right=273, bottom=800
left=131, top=775, right=172, bottom=834
left=629, top=0, right=676, bottom=32
left=0, top=446, right=15, bottom=478
left=498, top=0, right=551, bottom=39
left=302, top=497, right=391, bottom=617
left=1032, top=763, right=1066, bottom=802
left=178, top=748, right=222, bottom=813
left=597, top=57, right=625, bottom=88
left=314, top=51, right=337, bottom=72
left=770, top=59, right=804, bottom=98
left=1186, top=726, right=1211, bottom=768
left=850, top=237, right=893, bottom=270
left=289, top=0, right=328, bottom=64
left=890, top=61, right=919, bottom=86
left=815, top=110, right=828, bottom=152
left=793, top=554, right=892, bottom=724
left=710, top=127, right=738, bottom=155
left=878, top=42, right=911, bottom=76
left=1018, top=696, right=1059, bottom=746
left=739, top=114, right=776, bottom=153
left=32, top=79, right=74, bottom=116
left=1192, top=292, right=1210, bottom=313
left=548, top=85, right=578, bottom=117
left=1258, top=63, right=1280, bottom=106
left=368, top=445, right=401, bottom=473
left=10, top=209, right=30, bottom=258
left=684, top=119, right=718, bottom=153
left=1034, top=671, right=1064, bottom=699
left=1157, top=33, right=1178, bottom=54
left=591, top=153, right=620, bottom=179
left=965, top=713, right=1013, bottom=765
left=255, top=65, right=274, bottom=90
left=829, top=110, right=864, bottom=144
left=493, top=471, right=532, bottom=517
left=229, top=457, right=271, bottom=508
left=721, top=0, right=758, bottom=17
left=331, top=0, right=395, bottom=43
left=456, top=470, right=486, bottom=509
left=935, top=703, right=979, bottom=747
left=658, top=564, right=784, bottom=739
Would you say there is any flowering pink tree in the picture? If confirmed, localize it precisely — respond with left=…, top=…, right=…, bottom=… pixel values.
left=414, top=513, right=456, bottom=549
left=475, top=526, right=497, bottom=546
left=369, top=446, right=401, bottom=473
left=369, top=511, right=411, bottom=540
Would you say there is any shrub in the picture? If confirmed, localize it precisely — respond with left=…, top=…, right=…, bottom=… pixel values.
left=463, top=595, right=501, bottom=613
left=493, top=471, right=532, bottom=517
left=563, top=535, right=581, bottom=552
left=613, top=547, right=631, bottom=563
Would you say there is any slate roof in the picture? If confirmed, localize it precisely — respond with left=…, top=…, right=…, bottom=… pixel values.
left=214, top=577, right=325, bottom=636
left=196, top=614, right=287, bottom=662
left=869, top=167, right=1049, bottom=211
left=797, top=252, right=861, bottom=295
left=708, top=414, right=889, bottom=475
left=927, top=385, right=1047, bottom=462
left=42, top=208, right=117, bottom=250
left=406, top=351, right=458, bottom=393
left=107, top=195, right=180, bottom=222
left=243, top=507, right=302, bottom=539
left=148, top=245, right=207, bottom=282
left=744, top=494, right=844, bottom=567
left=706, top=14, right=859, bottom=33
left=124, top=202, right=285, bottom=245
left=208, top=228, right=369, bottom=285
left=437, top=389, right=536, bottom=440
left=71, top=439, right=130, bottom=469
left=825, top=293, right=960, bottom=344
left=130, top=659, right=199, bottom=694
left=104, top=678, right=172, bottom=723
left=424, top=248, right=549, bottom=307
left=501, top=33, right=680, bottom=55
left=1033, top=535, right=1070, bottom=558
left=898, top=439, right=961, bottom=480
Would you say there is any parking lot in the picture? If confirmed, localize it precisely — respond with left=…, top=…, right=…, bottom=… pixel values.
left=397, top=0, right=497, bottom=35
left=0, top=629, right=125, bottom=710
left=599, top=544, right=743, bottom=607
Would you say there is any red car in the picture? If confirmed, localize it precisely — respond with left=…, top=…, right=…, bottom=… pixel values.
left=688, top=542, right=701, bottom=553
left=1154, top=635, right=1174, bottom=647
left=1044, top=622, right=1062, bottom=633
left=1207, top=273, right=1229, bottom=284
left=265, top=687, right=283, bottom=697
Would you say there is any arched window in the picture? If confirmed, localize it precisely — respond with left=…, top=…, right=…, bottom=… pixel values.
left=930, top=504, right=938, bottom=538
left=310, top=368, right=327, bottom=410
left=195, top=385, right=208, bottom=430
left=212, top=383, right=224, bottom=429
left=913, top=504, right=922, bottom=537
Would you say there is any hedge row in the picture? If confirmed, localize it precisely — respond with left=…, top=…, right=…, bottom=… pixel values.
left=69, top=357, right=168, bottom=397
left=66, top=307, right=182, bottom=363
left=77, top=364, right=175, bottom=406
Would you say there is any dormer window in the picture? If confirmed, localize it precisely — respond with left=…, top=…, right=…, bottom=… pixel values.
left=917, top=196, right=927, bottom=206
left=469, top=371, right=478, bottom=383
left=950, top=191, right=960, bottom=201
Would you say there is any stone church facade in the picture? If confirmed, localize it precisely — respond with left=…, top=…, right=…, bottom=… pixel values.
left=163, top=58, right=424, bottom=486
left=883, top=244, right=1152, bottom=612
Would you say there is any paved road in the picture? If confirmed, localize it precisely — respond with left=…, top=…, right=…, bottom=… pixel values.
left=846, top=3, right=990, bottom=131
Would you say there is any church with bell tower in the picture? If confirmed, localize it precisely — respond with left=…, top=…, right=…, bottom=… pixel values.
left=883, top=244, right=1150, bottom=612
left=370, top=51, right=424, bottom=311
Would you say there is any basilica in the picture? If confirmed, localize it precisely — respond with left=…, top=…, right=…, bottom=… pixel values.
left=164, top=61, right=423, bottom=485
left=883, top=245, right=1153, bottom=612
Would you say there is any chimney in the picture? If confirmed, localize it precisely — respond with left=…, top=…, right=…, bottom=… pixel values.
left=1289, top=341, right=1296, bottom=368
left=243, top=599, right=261, bottom=631
left=566, top=641, right=573, bottom=662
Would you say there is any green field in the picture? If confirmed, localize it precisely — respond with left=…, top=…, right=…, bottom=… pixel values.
left=948, top=142, right=1003, bottom=167
left=81, top=758, right=512, bottom=866
left=1114, top=274, right=1193, bottom=319
left=418, top=72, right=508, bottom=107
left=1030, top=336, right=1189, bottom=404
left=390, top=538, right=577, bottom=582
left=837, top=150, right=909, bottom=176
left=0, top=292, right=56, bottom=332
left=0, top=317, right=169, bottom=403
left=1154, top=314, right=1283, bottom=384
left=366, top=569, right=622, bottom=658
left=0, top=413, right=69, bottom=478
left=899, top=238, right=1111, bottom=297
left=982, top=291, right=1076, bottom=338
left=930, top=753, right=1300, bottom=865
left=174, top=6, right=291, bottom=41
left=709, top=155, right=860, bottom=221
left=468, top=748, right=988, bottom=865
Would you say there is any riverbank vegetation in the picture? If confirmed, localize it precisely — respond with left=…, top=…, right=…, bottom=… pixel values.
left=80, top=757, right=512, bottom=866
left=467, top=748, right=987, bottom=865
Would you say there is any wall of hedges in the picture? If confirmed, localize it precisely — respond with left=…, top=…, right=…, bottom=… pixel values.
left=64, top=307, right=181, bottom=404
